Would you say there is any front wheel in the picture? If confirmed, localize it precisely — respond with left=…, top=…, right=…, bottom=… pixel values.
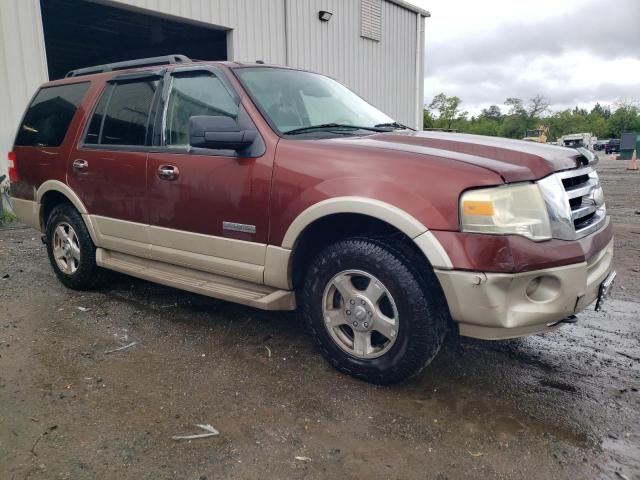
left=301, top=238, right=449, bottom=385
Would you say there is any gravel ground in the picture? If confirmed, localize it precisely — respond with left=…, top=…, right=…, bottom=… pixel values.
left=0, top=159, right=639, bottom=480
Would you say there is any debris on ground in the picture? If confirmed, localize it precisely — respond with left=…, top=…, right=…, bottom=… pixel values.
left=295, top=456, right=312, bottom=462
left=616, top=351, right=640, bottom=362
left=30, top=425, right=57, bottom=456
left=265, top=346, right=272, bottom=358
left=76, top=306, right=91, bottom=312
left=172, top=424, right=219, bottom=441
left=104, top=341, right=137, bottom=354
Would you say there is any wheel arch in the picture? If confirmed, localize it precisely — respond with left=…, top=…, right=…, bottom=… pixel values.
left=278, top=197, right=453, bottom=290
left=37, top=180, right=99, bottom=243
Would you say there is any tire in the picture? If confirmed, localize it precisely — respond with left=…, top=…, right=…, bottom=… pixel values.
left=45, top=203, right=106, bottom=290
left=301, top=237, right=449, bottom=385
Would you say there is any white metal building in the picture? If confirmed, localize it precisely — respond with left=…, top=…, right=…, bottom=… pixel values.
left=0, top=0, right=428, bottom=174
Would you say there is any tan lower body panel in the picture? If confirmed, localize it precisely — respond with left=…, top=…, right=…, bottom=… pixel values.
left=96, top=249, right=296, bottom=311
left=9, top=197, right=39, bottom=229
left=90, top=216, right=267, bottom=283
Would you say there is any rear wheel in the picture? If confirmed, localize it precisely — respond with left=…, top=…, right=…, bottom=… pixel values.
left=301, top=238, right=448, bottom=384
left=45, top=204, right=105, bottom=290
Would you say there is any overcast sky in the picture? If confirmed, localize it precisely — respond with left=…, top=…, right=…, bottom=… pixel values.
left=408, top=0, right=640, bottom=116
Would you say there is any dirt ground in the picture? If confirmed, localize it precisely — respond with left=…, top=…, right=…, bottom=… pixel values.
left=1, top=159, right=639, bottom=480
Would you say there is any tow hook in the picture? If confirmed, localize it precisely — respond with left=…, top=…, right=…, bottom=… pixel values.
left=548, top=315, right=577, bottom=327
left=560, top=315, right=577, bottom=324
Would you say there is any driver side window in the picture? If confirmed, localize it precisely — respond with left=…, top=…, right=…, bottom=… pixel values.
left=163, top=72, right=238, bottom=147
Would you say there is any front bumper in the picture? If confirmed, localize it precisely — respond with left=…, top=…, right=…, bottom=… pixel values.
left=435, top=238, right=614, bottom=340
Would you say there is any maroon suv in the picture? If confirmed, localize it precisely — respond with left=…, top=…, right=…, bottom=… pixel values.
left=9, top=55, right=615, bottom=384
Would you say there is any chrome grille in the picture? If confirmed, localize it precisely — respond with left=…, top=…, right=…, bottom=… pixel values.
left=538, top=164, right=607, bottom=241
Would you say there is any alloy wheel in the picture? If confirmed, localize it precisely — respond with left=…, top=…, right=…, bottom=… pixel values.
left=322, top=269, right=399, bottom=359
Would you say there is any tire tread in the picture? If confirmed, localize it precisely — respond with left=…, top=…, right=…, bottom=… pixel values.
left=301, top=236, right=449, bottom=385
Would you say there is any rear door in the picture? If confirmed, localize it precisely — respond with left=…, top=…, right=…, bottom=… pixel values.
left=146, top=67, right=273, bottom=283
left=12, top=81, right=90, bottom=195
left=68, top=73, right=162, bottom=257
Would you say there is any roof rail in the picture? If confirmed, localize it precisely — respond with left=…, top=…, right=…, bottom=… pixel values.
left=65, top=54, right=192, bottom=78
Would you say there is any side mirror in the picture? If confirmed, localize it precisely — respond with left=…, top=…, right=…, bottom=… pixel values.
left=189, top=115, right=255, bottom=151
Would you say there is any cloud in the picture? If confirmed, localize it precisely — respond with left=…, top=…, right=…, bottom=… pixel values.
left=422, top=0, right=640, bottom=113
left=427, top=0, right=640, bottom=72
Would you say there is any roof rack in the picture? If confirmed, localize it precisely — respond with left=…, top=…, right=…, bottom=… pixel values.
left=65, top=54, right=191, bottom=78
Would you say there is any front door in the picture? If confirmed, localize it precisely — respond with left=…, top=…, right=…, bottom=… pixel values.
left=146, top=68, right=272, bottom=283
left=68, top=75, right=162, bottom=257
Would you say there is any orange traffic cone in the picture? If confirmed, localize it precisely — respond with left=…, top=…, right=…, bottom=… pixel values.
left=628, top=149, right=638, bottom=171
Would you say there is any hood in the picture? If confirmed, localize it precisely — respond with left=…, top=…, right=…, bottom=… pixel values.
left=331, top=131, right=587, bottom=183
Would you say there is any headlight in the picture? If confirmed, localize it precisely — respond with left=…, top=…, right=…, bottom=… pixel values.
left=460, top=183, right=551, bottom=241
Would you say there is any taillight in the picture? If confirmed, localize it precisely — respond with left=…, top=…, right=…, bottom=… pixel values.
left=8, top=151, right=17, bottom=182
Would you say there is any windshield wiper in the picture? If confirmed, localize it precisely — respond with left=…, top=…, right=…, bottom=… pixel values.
left=283, top=123, right=387, bottom=135
left=374, top=121, right=413, bottom=131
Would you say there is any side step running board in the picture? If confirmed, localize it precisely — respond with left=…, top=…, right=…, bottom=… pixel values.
left=96, top=249, right=296, bottom=311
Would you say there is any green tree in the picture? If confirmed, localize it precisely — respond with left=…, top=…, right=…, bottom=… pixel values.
left=591, top=103, right=611, bottom=119
left=428, top=93, right=467, bottom=129
left=608, top=100, right=640, bottom=137
left=467, top=116, right=501, bottom=136
left=421, top=92, right=640, bottom=141
left=479, top=105, right=503, bottom=122
left=504, top=97, right=526, bottom=117
left=527, top=95, right=550, bottom=120
left=499, top=115, right=528, bottom=138
left=423, top=108, right=435, bottom=129
left=588, top=115, right=609, bottom=139
left=546, top=110, right=589, bottom=141
left=500, top=98, right=528, bottom=138
left=586, top=108, right=609, bottom=138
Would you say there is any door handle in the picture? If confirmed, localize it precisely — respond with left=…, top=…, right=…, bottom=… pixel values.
left=158, top=164, right=179, bottom=181
left=72, top=159, right=88, bottom=171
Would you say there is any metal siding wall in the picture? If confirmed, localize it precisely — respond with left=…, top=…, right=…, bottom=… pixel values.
left=0, top=0, right=422, bottom=173
left=286, top=0, right=419, bottom=127
left=109, top=0, right=287, bottom=64
left=0, top=0, right=48, bottom=174
left=418, top=13, right=425, bottom=129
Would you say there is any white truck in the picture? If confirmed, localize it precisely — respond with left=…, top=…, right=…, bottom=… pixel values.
left=558, top=133, right=595, bottom=150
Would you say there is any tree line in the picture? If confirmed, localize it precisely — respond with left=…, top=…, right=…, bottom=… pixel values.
left=423, top=93, right=640, bottom=141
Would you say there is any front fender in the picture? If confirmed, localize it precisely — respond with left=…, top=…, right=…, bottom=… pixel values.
left=272, top=176, right=452, bottom=246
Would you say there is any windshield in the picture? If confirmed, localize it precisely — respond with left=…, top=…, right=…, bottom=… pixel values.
left=526, top=130, right=542, bottom=137
left=234, top=67, right=395, bottom=135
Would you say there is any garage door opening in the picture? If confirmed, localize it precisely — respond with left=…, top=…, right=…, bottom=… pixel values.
left=40, top=0, right=229, bottom=80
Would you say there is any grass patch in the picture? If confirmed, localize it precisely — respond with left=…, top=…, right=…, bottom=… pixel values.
left=2, top=210, right=16, bottom=224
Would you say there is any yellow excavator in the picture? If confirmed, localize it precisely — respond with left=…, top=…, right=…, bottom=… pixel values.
left=523, top=125, right=549, bottom=143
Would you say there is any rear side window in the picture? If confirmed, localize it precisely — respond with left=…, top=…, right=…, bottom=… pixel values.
left=84, top=79, right=159, bottom=147
left=15, top=82, right=90, bottom=147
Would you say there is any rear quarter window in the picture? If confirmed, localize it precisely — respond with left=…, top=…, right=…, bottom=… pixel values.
left=14, top=82, right=90, bottom=147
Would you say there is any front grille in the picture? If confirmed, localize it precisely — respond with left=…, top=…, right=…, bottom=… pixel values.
left=538, top=162, right=607, bottom=241
left=562, top=173, right=589, bottom=189
left=574, top=211, right=596, bottom=230
left=557, top=166, right=606, bottom=238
